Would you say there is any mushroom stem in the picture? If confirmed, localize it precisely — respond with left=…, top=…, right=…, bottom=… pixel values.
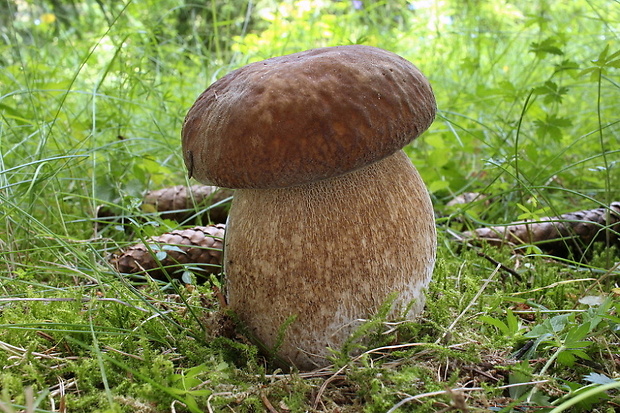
left=224, top=150, right=436, bottom=370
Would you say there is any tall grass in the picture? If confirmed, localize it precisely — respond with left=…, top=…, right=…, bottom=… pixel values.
left=0, top=0, right=619, bottom=411
left=2, top=0, right=619, bottom=247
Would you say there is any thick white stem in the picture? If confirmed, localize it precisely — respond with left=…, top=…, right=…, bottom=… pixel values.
left=224, top=150, right=436, bottom=370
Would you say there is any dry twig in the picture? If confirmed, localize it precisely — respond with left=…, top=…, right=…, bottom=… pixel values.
left=462, top=202, right=620, bottom=256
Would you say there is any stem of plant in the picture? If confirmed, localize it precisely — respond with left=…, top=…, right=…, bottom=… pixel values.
left=526, top=344, right=566, bottom=404
left=548, top=380, right=620, bottom=413
left=596, top=69, right=612, bottom=266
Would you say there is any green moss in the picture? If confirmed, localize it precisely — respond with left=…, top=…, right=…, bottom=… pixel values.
left=1, top=0, right=619, bottom=411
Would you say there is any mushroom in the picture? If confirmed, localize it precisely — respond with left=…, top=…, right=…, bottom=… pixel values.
left=182, top=45, right=436, bottom=370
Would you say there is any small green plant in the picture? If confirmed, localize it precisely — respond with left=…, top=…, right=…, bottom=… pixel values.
left=164, top=363, right=221, bottom=412
left=480, top=308, right=527, bottom=339
left=500, top=296, right=619, bottom=408
left=522, top=312, right=594, bottom=370
left=520, top=297, right=615, bottom=368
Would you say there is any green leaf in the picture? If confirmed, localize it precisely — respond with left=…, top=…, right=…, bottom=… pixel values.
left=162, top=245, right=185, bottom=254
left=583, top=372, right=615, bottom=385
left=181, top=271, right=195, bottom=284
left=508, top=361, right=534, bottom=399
left=580, top=45, right=620, bottom=80
left=183, top=396, right=200, bottom=412
left=564, top=322, right=592, bottom=347
left=505, top=309, right=522, bottom=335
left=591, top=44, right=609, bottom=66
left=557, top=349, right=576, bottom=366
left=570, top=349, right=592, bottom=361
left=602, top=314, right=620, bottom=324
left=534, top=114, right=573, bottom=141
left=554, top=59, right=580, bottom=74
left=606, top=58, right=620, bottom=68
left=524, top=321, right=554, bottom=338
left=591, top=45, right=620, bottom=68
left=578, top=67, right=600, bottom=80
left=479, top=315, right=509, bottom=335
left=529, top=38, right=564, bottom=58
left=550, top=313, right=570, bottom=333
left=532, top=80, right=570, bottom=104
left=155, top=251, right=167, bottom=261
left=428, top=179, right=450, bottom=193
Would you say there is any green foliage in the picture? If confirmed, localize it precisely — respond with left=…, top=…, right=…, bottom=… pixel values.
left=1, top=0, right=619, bottom=411
left=480, top=308, right=526, bottom=339
left=519, top=297, right=617, bottom=368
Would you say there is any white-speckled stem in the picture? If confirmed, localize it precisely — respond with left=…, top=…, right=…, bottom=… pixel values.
left=224, top=150, right=436, bottom=370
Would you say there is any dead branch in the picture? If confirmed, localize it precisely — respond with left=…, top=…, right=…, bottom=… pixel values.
left=462, top=202, right=620, bottom=257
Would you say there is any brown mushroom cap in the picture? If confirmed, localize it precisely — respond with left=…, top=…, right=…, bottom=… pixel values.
left=182, top=45, right=436, bottom=189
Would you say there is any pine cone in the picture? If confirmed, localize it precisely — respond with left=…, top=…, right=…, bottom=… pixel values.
left=463, top=202, right=620, bottom=256
left=111, top=224, right=226, bottom=280
left=142, top=185, right=233, bottom=223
